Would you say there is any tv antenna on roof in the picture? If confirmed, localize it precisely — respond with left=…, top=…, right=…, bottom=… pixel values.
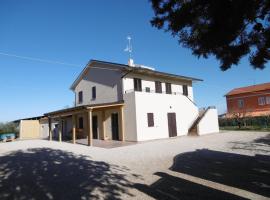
left=124, top=36, right=132, bottom=60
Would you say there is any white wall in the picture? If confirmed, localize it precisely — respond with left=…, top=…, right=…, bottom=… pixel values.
left=124, top=91, right=199, bottom=141
left=197, top=108, right=219, bottom=135
left=74, top=65, right=123, bottom=106
left=123, top=74, right=194, bottom=101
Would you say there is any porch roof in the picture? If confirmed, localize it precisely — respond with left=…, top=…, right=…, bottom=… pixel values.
left=44, top=101, right=124, bottom=117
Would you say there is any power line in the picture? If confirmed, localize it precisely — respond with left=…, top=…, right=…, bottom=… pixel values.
left=0, top=52, right=81, bottom=67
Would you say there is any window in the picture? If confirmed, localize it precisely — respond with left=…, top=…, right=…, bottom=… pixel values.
left=92, top=86, right=96, bottom=99
left=238, top=99, right=244, bottom=108
left=145, top=87, right=150, bottom=92
left=79, top=117, right=84, bottom=129
left=183, top=85, right=188, bottom=96
left=266, top=96, right=270, bottom=104
left=165, top=83, right=172, bottom=94
left=147, top=113, right=154, bottom=127
left=133, top=78, right=142, bottom=91
left=78, top=91, right=83, bottom=103
left=155, top=81, right=162, bottom=93
left=258, top=97, right=266, bottom=105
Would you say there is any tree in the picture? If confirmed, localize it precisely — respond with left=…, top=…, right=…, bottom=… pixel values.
left=150, top=0, right=270, bottom=70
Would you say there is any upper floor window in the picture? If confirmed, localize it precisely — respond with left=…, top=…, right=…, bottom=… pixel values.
left=92, top=86, right=96, bottom=99
left=238, top=99, right=244, bottom=108
left=155, top=81, right=162, bottom=93
left=145, top=87, right=150, bottom=93
left=266, top=96, right=270, bottom=104
left=183, top=85, right=188, bottom=96
left=78, top=91, right=83, bottom=104
left=134, top=78, right=142, bottom=91
left=258, top=97, right=266, bottom=105
left=147, top=113, right=154, bottom=127
left=165, top=83, right=172, bottom=94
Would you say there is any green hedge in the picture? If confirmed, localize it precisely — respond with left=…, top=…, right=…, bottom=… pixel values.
left=219, top=116, right=270, bottom=128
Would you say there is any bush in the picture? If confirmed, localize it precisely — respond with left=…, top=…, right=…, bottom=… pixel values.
left=219, top=115, right=270, bottom=130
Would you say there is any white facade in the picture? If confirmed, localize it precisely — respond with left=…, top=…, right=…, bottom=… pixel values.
left=69, top=60, right=219, bottom=141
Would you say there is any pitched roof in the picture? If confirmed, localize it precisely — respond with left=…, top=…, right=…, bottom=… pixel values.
left=70, top=59, right=203, bottom=90
left=226, top=82, right=270, bottom=96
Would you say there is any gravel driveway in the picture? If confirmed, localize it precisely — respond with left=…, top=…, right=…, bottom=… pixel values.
left=0, top=131, right=269, bottom=200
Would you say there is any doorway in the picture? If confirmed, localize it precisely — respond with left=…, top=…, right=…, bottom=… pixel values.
left=167, top=113, right=177, bottom=137
left=111, top=113, right=119, bottom=140
left=92, top=116, right=98, bottom=139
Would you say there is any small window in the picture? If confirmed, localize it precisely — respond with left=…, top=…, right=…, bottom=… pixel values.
left=147, top=113, right=154, bottom=127
left=258, top=97, right=266, bottom=105
left=155, top=81, right=162, bottom=93
left=134, top=78, right=142, bottom=91
left=79, top=117, right=84, bottom=129
left=238, top=99, right=244, bottom=108
left=165, top=83, right=172, bottom=94
left=78, top=91, right=83, bottom=103
left=145, top=87, right=150, bottom=92
left=266, top=96, right=270, bottom=104
left=183, top=85, right=188, bottom=96
left=92, top=86, right=96, bottom=99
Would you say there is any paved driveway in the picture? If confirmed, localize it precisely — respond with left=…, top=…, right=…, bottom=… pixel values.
left=0, top=131, right=269, bottom=200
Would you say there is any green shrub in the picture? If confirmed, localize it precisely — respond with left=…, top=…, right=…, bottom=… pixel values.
left=0, top=122, right=18, bottom=134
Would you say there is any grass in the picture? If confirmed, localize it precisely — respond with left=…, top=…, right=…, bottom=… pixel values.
left=220, top=126, right=270, bottom=132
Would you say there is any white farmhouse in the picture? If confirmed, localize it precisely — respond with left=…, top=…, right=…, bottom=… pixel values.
left=41, top=59, right=219, bottom=144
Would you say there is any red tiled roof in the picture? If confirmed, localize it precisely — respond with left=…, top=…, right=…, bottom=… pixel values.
left=226, top=82, right=270, bottom=96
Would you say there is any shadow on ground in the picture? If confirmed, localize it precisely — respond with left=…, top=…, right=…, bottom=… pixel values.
left=135, top=149, right=270, bottom=200
left=0, top=148, right=138, bottom=200
left=230, top=133, right=270, bottom=153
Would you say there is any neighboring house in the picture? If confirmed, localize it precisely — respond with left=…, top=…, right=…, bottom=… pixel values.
left=225, top=82, right=270, bottom=117
left=16, top=59, right=219, bottom=143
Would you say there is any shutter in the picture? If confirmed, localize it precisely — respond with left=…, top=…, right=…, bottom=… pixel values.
left=147, top=113, right=154, bottom=127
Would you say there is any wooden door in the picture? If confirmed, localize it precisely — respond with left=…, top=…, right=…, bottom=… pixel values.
left=167, top=113, right=177, bottom=137
left=92, top=116, right=98, bottom=139
left=111, top=113, right=119, bottom=140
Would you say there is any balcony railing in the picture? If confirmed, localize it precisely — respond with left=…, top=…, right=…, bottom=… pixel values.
left=124, top=89, right=196, bottom=106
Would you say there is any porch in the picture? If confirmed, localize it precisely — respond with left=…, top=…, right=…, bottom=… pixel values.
left=44, top=101, right=126, bottom=146
left=74, top=139, right=136, bottom=148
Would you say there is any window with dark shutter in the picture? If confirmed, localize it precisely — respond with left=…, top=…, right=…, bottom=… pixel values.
left=92, top=86, right=96, bottom=99
left=79, top=117, right=84, bottom=129
left=78, top=91, right=83, bottom=103
left=134, top=78, right=142, bottom=91
left=183, top=85, right=188, bottom=96
left=147, top=113, right=154, bottom=127
left=165, top=83, right=172, bottom=94
left=155, top=81, right=162, bottom=93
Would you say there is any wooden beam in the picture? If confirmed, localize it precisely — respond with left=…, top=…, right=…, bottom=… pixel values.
left=87, top=109, right=93, bottom=146
left=72, top=115, right=76, bottom=144
left=58, top=118, right=62, bottom=142
left=119, top=105, right=125, bottom=141
left=101, top=110, right=106, bottom=140
left=49, top=117, right=52, bottom=141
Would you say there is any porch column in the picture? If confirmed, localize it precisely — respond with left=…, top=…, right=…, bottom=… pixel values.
left=48, top=117, right=52, bottom=141
left=87, top=109, right=93, bottom=146
left=101, top=110, right=106, bottom=140
left=72, top=115, right=76, bottom=144
left=58, top=118, right=62, bottom=142
left=119, top=105, right=125, bottom=141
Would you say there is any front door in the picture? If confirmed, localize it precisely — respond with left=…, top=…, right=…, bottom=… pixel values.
left=92, top=116, right=98, bottom=139
left=167, top=113, right=177, bottom=137
left=111, top=113, right=119, bottom=140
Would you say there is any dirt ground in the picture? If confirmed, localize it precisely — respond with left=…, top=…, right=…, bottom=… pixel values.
left=0, top=131, right=269, bottom=200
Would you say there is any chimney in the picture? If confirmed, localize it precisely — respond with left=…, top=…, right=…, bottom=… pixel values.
left=128, top=58, right=135, bottom=67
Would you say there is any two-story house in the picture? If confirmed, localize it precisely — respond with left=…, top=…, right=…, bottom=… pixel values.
left=43, top=59, right=219, bottom=145
left=225, top=82, right=270, bottom=117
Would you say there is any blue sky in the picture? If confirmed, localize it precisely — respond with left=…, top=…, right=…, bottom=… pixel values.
left=0, top=0, right=269, bottom=122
